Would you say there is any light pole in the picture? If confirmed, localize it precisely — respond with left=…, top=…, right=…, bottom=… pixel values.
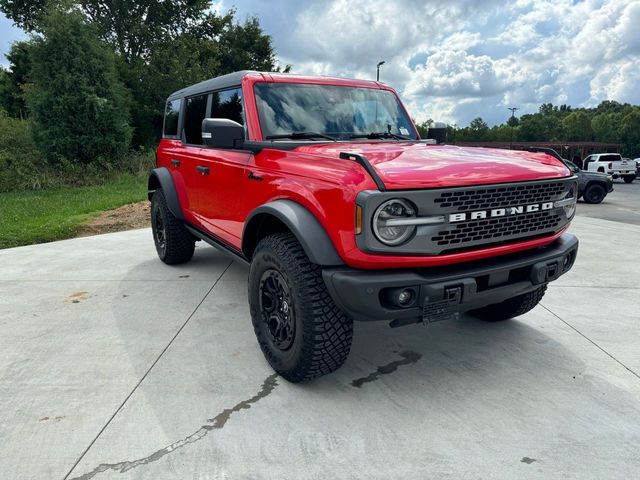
left=376, top=61, right=385, bottom=81
left=508, top=107, right=519, bottom=149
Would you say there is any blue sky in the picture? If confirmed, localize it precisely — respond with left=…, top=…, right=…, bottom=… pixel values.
left=2, top=0, right=640, bottom=126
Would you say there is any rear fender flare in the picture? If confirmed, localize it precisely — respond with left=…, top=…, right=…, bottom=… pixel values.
left=148, top=167, right=184, bottom=221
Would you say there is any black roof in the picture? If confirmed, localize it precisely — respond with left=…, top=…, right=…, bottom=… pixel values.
left=167, top=70, right=256, bottom=100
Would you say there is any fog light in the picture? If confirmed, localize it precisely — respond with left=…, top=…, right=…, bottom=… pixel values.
left=398, top=289, right=414, bottom=306
left=381, top=286, right=418, bottom=309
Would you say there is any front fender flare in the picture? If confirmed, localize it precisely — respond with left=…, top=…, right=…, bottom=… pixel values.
left=148, top=167, right=184, bottom=221
left=243, top=200, right=344, bottom=266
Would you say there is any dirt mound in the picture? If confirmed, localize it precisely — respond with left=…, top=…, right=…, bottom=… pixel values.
left=77, top=201, right=150, bottom=237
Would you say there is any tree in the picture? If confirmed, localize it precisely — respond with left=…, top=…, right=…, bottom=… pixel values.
left=0, top=0, right=47, bottom=31
left=620, top=110, right=640, bottom=157
left=507, top=115, right=520, bottom=127
left=591, top=113, right=619, bottom=143
left=562, top=111, right=592, bottom=141
left=0, top=41, right=34, bottom=118
left=414, top=119, right=433, bottom=138
left=468, top=117, right=489, bottom=140
left=27, top=8, right=131, bottom=164
left=2, top=1, right=283, bottom=146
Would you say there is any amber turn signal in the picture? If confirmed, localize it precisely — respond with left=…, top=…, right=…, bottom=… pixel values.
left=355, top=205, right=363, bottom=235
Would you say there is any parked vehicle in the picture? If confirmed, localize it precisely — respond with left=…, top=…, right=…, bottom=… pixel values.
left=634, top=158, right=640, bottom=178
left=150, top=71, right=579, bottom=382
left=525, top=147, right=613, bottom=204
left=583, top=153, right=635, bottom=183
left=565, top=161, right=613, bottom=204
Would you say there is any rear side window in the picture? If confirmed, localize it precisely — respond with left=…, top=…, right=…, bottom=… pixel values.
left=212, top=88, right=244, bottom=125
left=600, top=154, right=622, bottom=162
left=184, top=94, right=208, bottom=144
left=163, top=99, right=181, bottom=137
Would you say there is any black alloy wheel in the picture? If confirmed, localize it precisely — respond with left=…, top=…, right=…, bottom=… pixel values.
left=248, top=233, right=353, bottom=382
left=153, top=208, right=167, bottom=256
left=150, top=189, right=195, bottom=264
left=583, top=184, right=606, bottom=204
left=259, top=269, right=296, bottom=351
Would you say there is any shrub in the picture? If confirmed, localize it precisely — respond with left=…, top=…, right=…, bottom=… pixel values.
left=0, top=112, right=154, bottom=192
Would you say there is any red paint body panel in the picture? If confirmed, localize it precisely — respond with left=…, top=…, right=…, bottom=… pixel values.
left=295, top=143, right=570, bottom=189
left=157, top=73, right=574, bottom=270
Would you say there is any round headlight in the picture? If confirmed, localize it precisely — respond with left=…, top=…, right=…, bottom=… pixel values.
left=372, top=199, right=417, bottom=245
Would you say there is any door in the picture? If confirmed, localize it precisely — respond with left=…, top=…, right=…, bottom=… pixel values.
left=158, top=97, right=201, bottom=224
left=171, top=93, right=211, bottom=226
left=195, top=87, right=251, bottom=249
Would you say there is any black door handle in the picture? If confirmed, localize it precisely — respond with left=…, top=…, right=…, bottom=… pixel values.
left=196, top=166, right=210, bottom=175
left=170, top=159, right=181, bottom=167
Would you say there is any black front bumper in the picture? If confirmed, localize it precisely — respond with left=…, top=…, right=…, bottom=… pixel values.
left=322, top=233, right=578, bottom=324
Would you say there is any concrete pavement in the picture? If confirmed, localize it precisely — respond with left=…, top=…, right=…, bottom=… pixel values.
left=1, top=215, right=639, bottom=479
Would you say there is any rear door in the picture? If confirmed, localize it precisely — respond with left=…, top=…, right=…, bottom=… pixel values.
left=172, top=93, right=211, bottom=226
left=158, top=97, right=201, bottom=224
left=194, top=87, right=251, bottom=249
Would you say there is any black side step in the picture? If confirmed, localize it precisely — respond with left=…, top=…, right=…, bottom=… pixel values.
left=184, top=224, right=250, bottom=267
left=340, top=152, right=386, bottom=191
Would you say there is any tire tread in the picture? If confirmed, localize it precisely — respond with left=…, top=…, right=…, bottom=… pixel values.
left=250, top=233, right=352, bottom=382
left=151, top=190, right=195, bottom=265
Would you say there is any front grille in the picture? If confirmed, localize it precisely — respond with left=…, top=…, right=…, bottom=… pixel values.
left=356, top=177, right=576, bottom=256
left=432, top=211, right=562, bottom=247
left=434, top=182, right=565, bottom=211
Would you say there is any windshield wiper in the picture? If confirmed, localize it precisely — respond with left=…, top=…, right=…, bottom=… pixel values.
left=265, top=132, right=337, bottom=141
left=349, top=132, right=412, bottom=140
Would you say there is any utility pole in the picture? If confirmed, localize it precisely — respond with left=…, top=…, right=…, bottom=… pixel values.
left=508, top=107, right=519, bottom=149
left=376, top=61, right=385, bottom=82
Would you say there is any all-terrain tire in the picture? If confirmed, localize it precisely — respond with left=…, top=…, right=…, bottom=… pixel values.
left=583, top=183, right=606, bottom=204
left=469, top=285, right=547, bottom=322
left=151, top=189, right=195, bottom=265
left=624, top=175, right=635, bottom=184
left=248, top=233, right=353, bottom=382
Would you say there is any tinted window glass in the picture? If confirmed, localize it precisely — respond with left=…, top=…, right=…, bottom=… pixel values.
left=163, top=99, right=181, bottom=136
left=600, top=154, right=622, bottom=162
left=254, top=83, right=417, bottom=140
left=212, top=88, right=244, bottom=125
left=184, top=94, right=208, bottom=144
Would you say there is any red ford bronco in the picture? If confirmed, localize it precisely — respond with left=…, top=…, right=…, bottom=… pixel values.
left=150, top=71, right=578, bottom=382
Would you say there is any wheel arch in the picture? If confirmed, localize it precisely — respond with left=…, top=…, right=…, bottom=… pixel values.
left=242, top=200, right=344, bottom=266
left=585, top=180, right=606, bottom=190
left=148, top=167, right=184, bottom=221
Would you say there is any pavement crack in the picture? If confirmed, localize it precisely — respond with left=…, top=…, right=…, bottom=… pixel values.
left=351, top=350, right=422, bottom=388
left=541, top=304, right=640, bottom=381
left=68, top=373, right=279, bottom=480
left=63, top=261, right=233, bottom=480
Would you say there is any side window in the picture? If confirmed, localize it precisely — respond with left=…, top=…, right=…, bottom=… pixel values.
left=184, top=94, right=208, bottom=144
left=163, top=99, right=181, bottom=137
left=212, top=88, right=244, bottom=125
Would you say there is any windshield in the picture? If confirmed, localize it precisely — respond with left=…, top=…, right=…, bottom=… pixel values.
left=254, top=83, right=418, bottom=141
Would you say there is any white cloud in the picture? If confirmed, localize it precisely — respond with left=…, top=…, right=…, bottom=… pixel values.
left=3, top=0, right=639, bottom=126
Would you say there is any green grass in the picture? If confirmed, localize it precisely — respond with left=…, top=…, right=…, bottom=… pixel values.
left=0, top=174, right=148, bottom=249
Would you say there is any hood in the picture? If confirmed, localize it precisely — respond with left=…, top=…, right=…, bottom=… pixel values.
left=294, top=142, right=571, bottom=190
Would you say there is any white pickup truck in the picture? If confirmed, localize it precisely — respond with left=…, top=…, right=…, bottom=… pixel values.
left=584, top=153, right=635, bottom=183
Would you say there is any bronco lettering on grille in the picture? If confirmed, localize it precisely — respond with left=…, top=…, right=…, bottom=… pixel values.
left=449, top=202, right=554, bottom=223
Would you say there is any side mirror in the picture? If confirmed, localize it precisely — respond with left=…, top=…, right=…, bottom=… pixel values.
left=427, top=122, right=447, bottom=144
left=202, top=118, right=244, bottom=149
